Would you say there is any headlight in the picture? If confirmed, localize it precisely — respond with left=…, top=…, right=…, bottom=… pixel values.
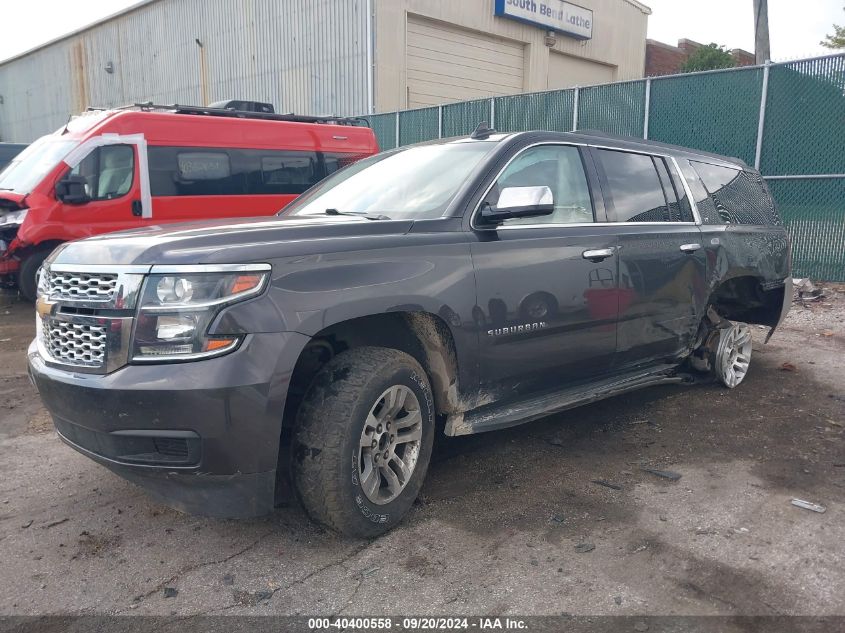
left=36, top=266, right=49, bottom=297
left=131, top=265, right=270, bottom=362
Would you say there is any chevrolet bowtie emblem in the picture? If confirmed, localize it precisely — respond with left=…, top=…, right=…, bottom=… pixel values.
left=35, top=296, right=57, bottom=318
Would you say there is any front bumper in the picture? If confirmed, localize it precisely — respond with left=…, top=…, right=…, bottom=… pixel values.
left=28, top=331, right=308, bottom=518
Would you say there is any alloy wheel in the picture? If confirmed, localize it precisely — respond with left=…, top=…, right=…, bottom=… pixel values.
left=714, top=323, right=752, bottom=388
left=357, top=384, right=423, bottom=504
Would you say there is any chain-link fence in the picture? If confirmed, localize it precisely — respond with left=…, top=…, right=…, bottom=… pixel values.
left=361, top=53, right=845, bottom=281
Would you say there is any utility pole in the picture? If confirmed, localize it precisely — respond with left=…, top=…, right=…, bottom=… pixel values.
left=753, top=0, right=771, bottom=64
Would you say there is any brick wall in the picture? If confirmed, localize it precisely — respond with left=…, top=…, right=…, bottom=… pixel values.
left=646, top=38, right=756, bottom=76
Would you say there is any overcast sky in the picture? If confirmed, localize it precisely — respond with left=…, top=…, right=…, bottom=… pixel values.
left=0, top=0, right=842, bottom=63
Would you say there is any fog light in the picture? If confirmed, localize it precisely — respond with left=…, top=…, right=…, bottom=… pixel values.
left=156, top=276, right=194, bottom=303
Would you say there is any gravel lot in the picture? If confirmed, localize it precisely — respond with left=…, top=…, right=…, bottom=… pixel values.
left=0, top=286, right=843, bottom=617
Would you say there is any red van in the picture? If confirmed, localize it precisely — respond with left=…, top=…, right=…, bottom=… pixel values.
left=0, top=105, right=378, bottom=300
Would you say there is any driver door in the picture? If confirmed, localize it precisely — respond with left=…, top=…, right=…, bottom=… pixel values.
left=470, top=144, right=619, bottom=401
left=59, top=144, right=145, bottom=238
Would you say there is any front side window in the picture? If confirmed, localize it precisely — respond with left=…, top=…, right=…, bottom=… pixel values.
left=68, top=144, right=135, bottom=201
left=482, top=145, right=594, bottom=226
left=596, top=149, right=671, bottom=223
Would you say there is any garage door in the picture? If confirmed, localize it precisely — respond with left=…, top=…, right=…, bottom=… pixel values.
left=407, top=16, right=525, bottom=108
left=548, top=51, right=615, bottom=90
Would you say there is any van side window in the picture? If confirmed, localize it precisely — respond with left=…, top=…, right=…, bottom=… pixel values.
left=69, top=145, right=135, bottom=201
left=595, top=149, right=670, bottom=223
left=482, top=145, right=594, bottom=226
left=691, top=161, right=780, bottom=226
left=148, top=147, right=360, bottom=197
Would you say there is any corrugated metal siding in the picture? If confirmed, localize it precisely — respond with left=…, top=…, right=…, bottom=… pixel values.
left=0, top=0, right=371, bottom=142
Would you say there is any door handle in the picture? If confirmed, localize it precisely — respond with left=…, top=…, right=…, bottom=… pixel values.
left=680, top=243, right=701, bottom=253
left=131, top=200, right=143, bottom=217
left=582, top=248, right=615, bottom=262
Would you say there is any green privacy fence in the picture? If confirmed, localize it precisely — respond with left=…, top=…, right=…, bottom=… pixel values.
left=362, top=53, right=845, bottom=281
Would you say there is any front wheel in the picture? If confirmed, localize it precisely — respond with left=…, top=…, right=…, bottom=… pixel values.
left=293, top=346, right=435, bottom=537
left=18, top=247, right=55, bottom=302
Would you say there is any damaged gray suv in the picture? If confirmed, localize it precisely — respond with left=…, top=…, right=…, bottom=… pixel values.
left=29, top=130, right=791, bottom=537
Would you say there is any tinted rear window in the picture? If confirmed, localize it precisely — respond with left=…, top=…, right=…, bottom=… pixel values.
left=691, top=161, right=780, bottom=225
left=596, top=149, right=670, bottom=223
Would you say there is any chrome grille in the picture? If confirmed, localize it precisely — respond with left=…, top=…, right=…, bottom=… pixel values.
left=47, top=271, right=118, bottom=302
left=44, top=321, right=107, bottom=367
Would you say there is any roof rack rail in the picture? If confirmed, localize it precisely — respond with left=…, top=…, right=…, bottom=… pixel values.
left=87, top=103, right=369, bottom=127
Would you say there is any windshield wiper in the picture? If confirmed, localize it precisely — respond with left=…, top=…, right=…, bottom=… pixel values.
left=324, top=208, right=391, bottom=221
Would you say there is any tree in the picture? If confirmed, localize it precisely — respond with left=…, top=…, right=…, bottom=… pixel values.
left=820, top=6, right=845, bottom=49
left=680, top=44, right=737, bottom=73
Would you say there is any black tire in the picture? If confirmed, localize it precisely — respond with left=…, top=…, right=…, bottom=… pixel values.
left=293, top=346, right=435, bottom=538
left=18, top=247, right=54, bottom=302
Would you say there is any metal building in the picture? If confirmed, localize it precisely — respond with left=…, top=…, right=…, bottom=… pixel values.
left=0, top=0, right=651, bottom=142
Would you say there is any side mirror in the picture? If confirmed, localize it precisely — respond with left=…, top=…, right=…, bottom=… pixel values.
left=480, top=186, right=555, bottom=225
left=55, top=175, right=90, bottom=205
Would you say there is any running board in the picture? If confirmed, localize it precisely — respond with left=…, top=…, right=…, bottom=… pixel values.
left=445, top=365, right=685, bottom=436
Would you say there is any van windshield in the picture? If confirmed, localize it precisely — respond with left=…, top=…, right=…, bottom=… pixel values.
left=283, top=142, right=497, bottom=220
left=0, top=136, right=77, bottom=194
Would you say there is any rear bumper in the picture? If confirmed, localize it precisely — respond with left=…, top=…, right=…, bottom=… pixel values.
left=28, top=331, right=309, bottom=518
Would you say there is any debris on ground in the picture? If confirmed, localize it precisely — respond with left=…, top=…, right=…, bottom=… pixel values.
left=641, top=468, right=682, bottom=481
left=43, top=518, right=69, bottom=529
left=779, top=362, right=797, bottom=372
left=359, top=566, right=380, bottom=578
left=574, top=543, right=595, bottom=553
left=222, top=574, right=235, bottom=586
left=549, top=514, right=565, bottom=525
left=793, top=278, right=825, bottom=304
left=21, top=520, right=33, bottom=529
left=791, top=499, right=826, bottom=513
left=591, top=479, right=623, bottom=490
left=163, top=587, right=178, bottom=598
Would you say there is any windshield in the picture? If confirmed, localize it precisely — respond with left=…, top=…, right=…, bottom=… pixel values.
left=284, top=142, right=497, bottom=220
left=0, top=136, right=77, bottom=194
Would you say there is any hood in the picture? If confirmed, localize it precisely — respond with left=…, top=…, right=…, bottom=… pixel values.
left=49, top=214, right=416, bottom=267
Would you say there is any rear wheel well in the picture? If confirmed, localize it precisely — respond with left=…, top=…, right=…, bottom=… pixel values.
left=707, top=276, right=785, bottom=328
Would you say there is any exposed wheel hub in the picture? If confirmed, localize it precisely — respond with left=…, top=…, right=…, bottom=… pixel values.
left=358, top=384, right=423, bottom=505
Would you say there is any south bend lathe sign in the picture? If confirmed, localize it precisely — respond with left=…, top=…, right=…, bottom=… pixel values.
left=494, top=0, right=594, bottom=40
